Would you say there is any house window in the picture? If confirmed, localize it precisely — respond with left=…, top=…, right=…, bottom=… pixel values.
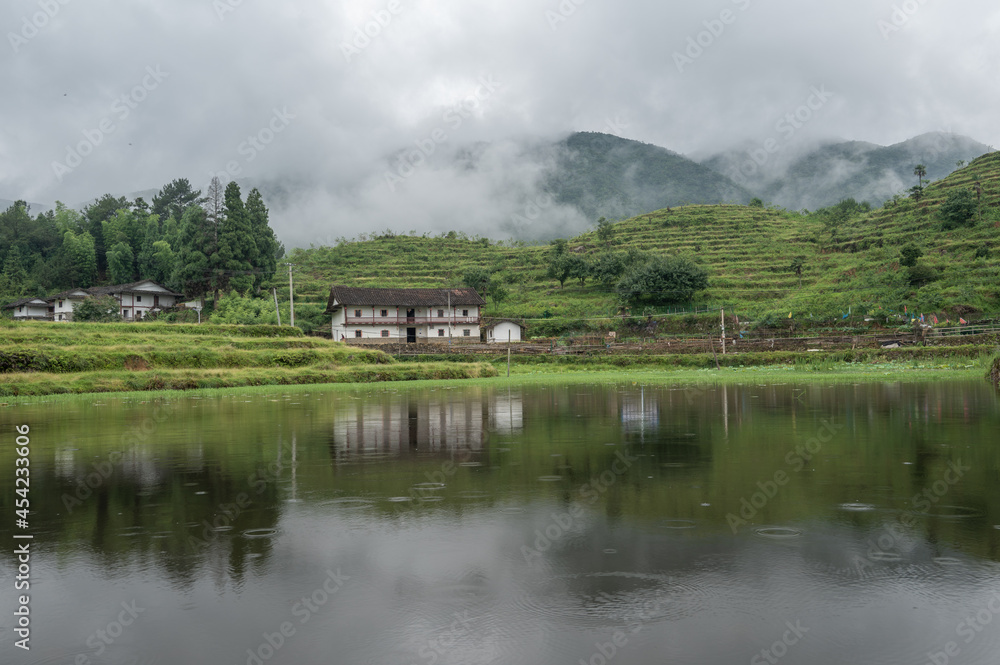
left=463, top=309, right=469, bottom=317
left=355, top=330, right=362, bottom=338
left=463, top=329, right=471, bottom=336
left=381, top=330, right=389, bottom=337
left=438, top=329, right=445, bottom=337
left=123, top=310, right=131, bottom=319
left=380, top=309, right=388, bottom=317
left=438, top=309, right=444, bottom=317
left=136, top=295, right=142, bottom=302
left=354, top=309, right=362, bottom=317
left=58, top=300, right=64, bottom=307
left=18, top=306, right=23, bottom=313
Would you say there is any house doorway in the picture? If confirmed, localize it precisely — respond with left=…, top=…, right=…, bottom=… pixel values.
left=406, top=309, right=415, bottom=323
left=406, top=328, right=417, bottom=343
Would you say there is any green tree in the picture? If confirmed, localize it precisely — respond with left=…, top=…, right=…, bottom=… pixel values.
left=940, top=189, right=976, bottom=230
left=485, top=279, right=509, bottom=307
left=591, top=251, right=628, bottom=286
left=216, top=182, right=257, bottom=294
left=615, top=255, right=708, bottom=305
left=906, top=263, right=937, bottom=287
left=596, top=217, right=615, bottom=244
left=83, top=194, right=129, bottom=275
left=106, top=241, right=135, bottom=284
left=908, top=185, right=924, bottom=202
left=899, top=244, right=923, bottom=267
left=749, top=197, right=764, bottom=208
left=789, top=256, right=806, bottom=286
left=137, top=216, right=162, bottom=278
left=73, top=295, right=122, bottom=322
left=61, top=230, right=98, bottom=287
left=173, top=206, right=215, bottom=298
left=149, top=241, right=175, bottom=285
left=546, top=253, right=573, bottom=288
left=913, top=164, right=927, bottom=189
left=462, top=267, right=491, bottom=294
left=152, top=178, right=204, bottom=223
left=565, top=254, right=592, bottom=286
left=0, top=246, right=29, bottom=298
left=246, top=188, right=278, bottom=292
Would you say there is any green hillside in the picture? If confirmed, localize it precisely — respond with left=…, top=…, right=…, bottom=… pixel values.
left=283, top=151, right=1000, bottom=334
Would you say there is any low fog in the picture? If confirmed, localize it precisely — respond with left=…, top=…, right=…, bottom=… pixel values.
left=3, top=0, right=998, bottom=246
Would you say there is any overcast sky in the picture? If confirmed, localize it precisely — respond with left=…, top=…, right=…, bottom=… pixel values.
left=2, top=0, right=998, bottom=246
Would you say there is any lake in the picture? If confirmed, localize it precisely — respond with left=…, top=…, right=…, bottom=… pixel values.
left=2, top=379, right=1000, bottom=664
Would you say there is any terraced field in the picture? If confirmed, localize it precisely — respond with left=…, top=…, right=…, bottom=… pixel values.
left=283, top=152, right=1000, bottom=332
left=0, top=322, right=496, bottom=396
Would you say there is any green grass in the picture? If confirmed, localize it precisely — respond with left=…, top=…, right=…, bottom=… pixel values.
left=0, top=321, right=496, bottom=396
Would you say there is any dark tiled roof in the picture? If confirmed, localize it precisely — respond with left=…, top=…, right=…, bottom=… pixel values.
left=326, top=286, right=485, bottom=312
left=482, top=318, right=526, bottom=331
left=46, top=289, right=91, bottom=301
left=87, top=281, right=185, bottom=298
left=3, top=297, right=48, bottom=309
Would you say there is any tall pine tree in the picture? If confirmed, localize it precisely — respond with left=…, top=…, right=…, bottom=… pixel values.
left=216, top=182, right=257, bottom=294
left=245, top=188, right=278, bottom=293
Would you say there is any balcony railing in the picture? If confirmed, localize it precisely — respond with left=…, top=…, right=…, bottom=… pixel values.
left=344, top=316, right=479, bottom=326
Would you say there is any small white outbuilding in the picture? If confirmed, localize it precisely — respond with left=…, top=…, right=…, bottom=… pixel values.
left=484, top=320, right=525, bottom=343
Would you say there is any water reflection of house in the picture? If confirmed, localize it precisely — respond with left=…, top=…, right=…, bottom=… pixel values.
left=332, top=397, right=485, bottom=454
left=620, top=387, right=660, bottom=433
left=488, top=389, right=524, bottom=434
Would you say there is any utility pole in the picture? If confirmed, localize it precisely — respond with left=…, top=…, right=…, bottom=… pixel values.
left=272, top=287, right=281, bottom=326
left=721, top=307, right=726, bottom=355
left=286, top=263, right=295, bottom=327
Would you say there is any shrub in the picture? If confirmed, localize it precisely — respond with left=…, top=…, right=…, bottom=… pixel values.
left=940, top=190, right=976, bottom=229
left=899, top=244, right=923, bottom=267
left=74, top=295, right=123, bottom=322
left=615, top=255, right=709, bottom=305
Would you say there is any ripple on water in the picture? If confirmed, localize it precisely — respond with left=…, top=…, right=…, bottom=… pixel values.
left=242, top=528, right=279, bottom=540
left=456, top=490, right=490, bottom=500
left=916, top=505, right=984, bottom=519
left=321, top=497, right=378, bottom=510
left=658, top=519, right=698, bottom=530
left=932, top=557, right=963, bottom=566
left=537, top=476, right=563, bottom=482
left=838, top=502, right=877, bottom=512
left=411, top=482, right=446, bottom=491
left=754, top=527, right=804, bottom=540
left=867, top=551, right=903, bottom=563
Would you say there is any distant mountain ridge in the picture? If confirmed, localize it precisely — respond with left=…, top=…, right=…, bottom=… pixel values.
left=542, top=132, right=754, bottom=221
left=700, top=132, right=991, bottom=211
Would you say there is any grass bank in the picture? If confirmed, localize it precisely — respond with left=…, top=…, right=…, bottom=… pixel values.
left=0, top=321, right=496, bottom=396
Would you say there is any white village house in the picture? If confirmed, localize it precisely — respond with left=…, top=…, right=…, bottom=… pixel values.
left=4, top=297, right=50, bottom=320
left=6, top=280, right=184, bottom=322
left=483, top=319, right=526, bottom=343
left=326, top=286, right=485, bottom=342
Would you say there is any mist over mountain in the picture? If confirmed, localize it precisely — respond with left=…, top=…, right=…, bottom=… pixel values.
left=700, top=132, right=991, bottom=211
left=541, top=132, right=753, bottom=221
left=6, top=131, right=990, bottom=249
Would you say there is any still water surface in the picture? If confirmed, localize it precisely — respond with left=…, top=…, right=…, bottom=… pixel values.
left=2, top=380, right=1000, bottom=664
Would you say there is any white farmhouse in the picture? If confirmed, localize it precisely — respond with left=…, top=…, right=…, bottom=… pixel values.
left=3, top=297, right=50, bottom=320
left=326, top=286, right=485, bottom=342
left=88, top=281, right=184, bottom=320
left=483, top=319, right=526, bottom=343
left=45, top=281, right=183, bottom=322
left=47, top=288, right=92, bottom=322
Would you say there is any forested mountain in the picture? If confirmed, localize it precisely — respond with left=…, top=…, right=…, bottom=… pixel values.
left=700, top=132, right=991, bottom=211
left=0, top=177, right=282, bottom=304
left=542, top=132, right=754, bottom=220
